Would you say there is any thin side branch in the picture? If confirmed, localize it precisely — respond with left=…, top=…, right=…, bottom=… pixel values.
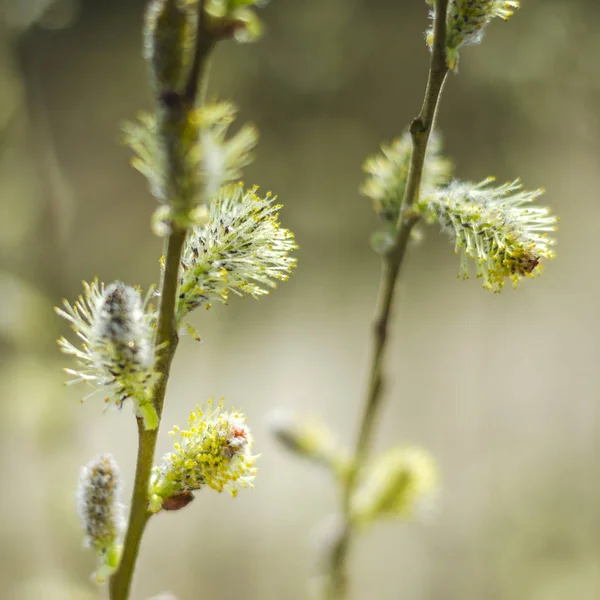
left=184, top=0, right=214, bottom=105
left=326, top=1, right=449, bottom=597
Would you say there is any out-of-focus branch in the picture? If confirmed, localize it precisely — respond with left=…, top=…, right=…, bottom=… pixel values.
left=325, top=1, right=449, bottom=597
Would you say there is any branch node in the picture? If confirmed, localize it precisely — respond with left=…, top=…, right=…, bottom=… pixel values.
left=409, top=117, right=427, bottom=136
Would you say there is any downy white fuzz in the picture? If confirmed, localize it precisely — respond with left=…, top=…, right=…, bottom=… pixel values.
left=123, top=102, right=258, bottom=227
left=77, top=454, right=125, bottom=582
left=422, top=178, right=557, bottom=292
left=426, top=0, right=520, bottom=70
left=56, top=280, right=160, bottom=429
left=362, top=131, right=452, bottom=226
left=176, top=183, right=297, bottom=322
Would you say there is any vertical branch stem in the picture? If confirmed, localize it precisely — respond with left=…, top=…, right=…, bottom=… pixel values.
left=109, top=231, right=186, bottom=600
left=109, top=2, right=212, bottom=598
left=326, top=1, right=449, bottom=597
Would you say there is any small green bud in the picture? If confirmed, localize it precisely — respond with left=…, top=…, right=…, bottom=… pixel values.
left=268, top=409, right=351, bottom=480
left=370, top=229, right=397, bottom=256
left=351, top=446, right=438, bottom=526
left=205, top=0, right=264, bottom=43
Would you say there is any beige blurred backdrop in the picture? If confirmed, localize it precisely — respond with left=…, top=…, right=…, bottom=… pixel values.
left=1, top=0, right=599, bottom=599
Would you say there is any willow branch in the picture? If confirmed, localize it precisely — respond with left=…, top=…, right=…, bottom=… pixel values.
left=326, top=1, right=449, bottom=597
left=108, top=2, right=213, bottom=597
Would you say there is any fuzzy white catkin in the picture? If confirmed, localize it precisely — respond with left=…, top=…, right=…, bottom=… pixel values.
left=176, top=184, right=297, bottom=320
left=77, top=454, right=125, bottom=552
left=91, top=281, right=153, bottom=373
left=56, top=279, right=159, bottom=426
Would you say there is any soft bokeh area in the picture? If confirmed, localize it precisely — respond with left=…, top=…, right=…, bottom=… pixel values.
left=1, top=0, right=599, bottom=598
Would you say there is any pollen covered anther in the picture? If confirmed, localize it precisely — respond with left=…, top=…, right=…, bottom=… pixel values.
left=175, top=183, right=297, bottom=321
left=422, top=178, right=557, bottom=292
left=150, top=399, right=258, bottom=512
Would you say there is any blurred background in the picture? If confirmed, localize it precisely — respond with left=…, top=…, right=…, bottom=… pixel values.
left=1, top=0, right=599, bottom=598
